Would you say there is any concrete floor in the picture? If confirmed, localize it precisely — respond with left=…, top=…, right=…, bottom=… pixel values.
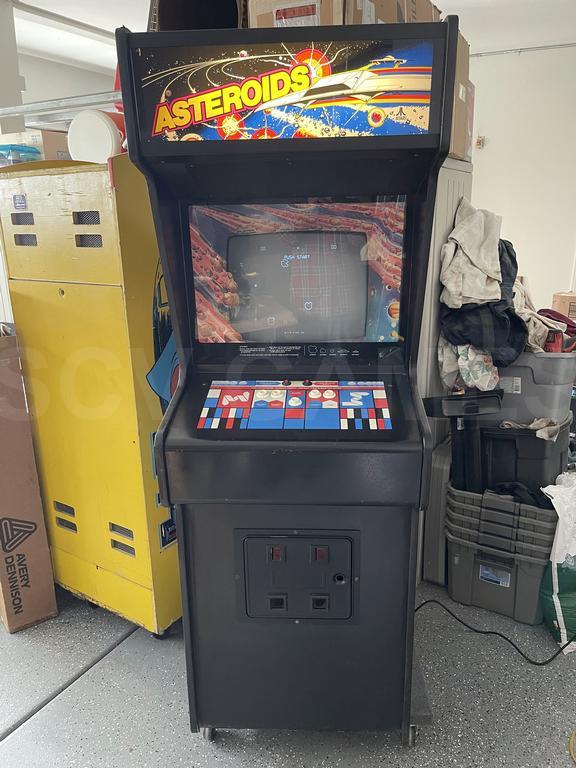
left=0, top=584, right=574, bottom=768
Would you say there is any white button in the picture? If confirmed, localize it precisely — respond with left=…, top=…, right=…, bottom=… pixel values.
left=289, top=397, right=302, bottom=407
left=309, top=389, right=321, bottom=399
left=323, top=389, right=336, bottom=398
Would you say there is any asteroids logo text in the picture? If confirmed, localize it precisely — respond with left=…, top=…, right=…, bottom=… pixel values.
left=152, top=63, right=311, bottom=136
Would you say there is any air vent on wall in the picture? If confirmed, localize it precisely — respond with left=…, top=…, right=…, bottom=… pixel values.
left=109, top=522, right=134, bottom=540
left=14, top=234, right=37, bottom=246
left=56, top=517, right=77, bottom=532
left=72, top=210, right=101, bottom=225
left=11, top=212, right=34, bottom=225
left=54, top=501, right=75, bottom=517
left=111, top=539, right=136, bottom=557
left=75, top=234, right=103, bottom=248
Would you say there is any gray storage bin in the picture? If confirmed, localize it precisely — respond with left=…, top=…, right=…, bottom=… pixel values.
left=479, top=350, right=576, bottom=424
left=446, top=519, right=552, bottom=559
left=446, top=505, right=555, bottom=548
left=446, top=531, right=547, bottom=625
left=447, top=485, right=558, bottom=533
left=446, top=496, right=556, bottom=543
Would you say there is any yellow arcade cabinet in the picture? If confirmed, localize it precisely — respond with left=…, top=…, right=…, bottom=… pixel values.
left=0, top=155, right=180, bottom=634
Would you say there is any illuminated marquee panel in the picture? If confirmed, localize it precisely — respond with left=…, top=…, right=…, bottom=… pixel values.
left=137, top=40, right=434, bottom=142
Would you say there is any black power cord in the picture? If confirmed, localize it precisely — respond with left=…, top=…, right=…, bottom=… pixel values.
left=416, top=599, right=576, bottom=666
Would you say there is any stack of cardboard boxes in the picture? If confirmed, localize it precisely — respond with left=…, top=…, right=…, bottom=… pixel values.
left=245, top=0, right=474, bottom=161
left=246, top=0, right=442, bottom=25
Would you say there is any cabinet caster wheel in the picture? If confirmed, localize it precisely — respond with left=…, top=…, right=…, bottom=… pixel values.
left=201, top=727, right=216, bottom=742
left=402, top=725, right=417, bottom=748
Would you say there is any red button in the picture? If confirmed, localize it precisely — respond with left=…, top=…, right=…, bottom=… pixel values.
left=313, top=546, right=329, bottom=562
left=270, top=545, right=283, bottom=562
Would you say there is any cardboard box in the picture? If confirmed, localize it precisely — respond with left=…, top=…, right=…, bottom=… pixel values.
left=248, top=0, right=344, bottom=27
left=404, top=0, right=440, bottom=22
left=0, top=326, right=57, bottom=633
left=345, top=0, right=441, bottom=24
left=552, top=292, right=576, bottom=321
left=346, top=0, right=400, bottom=24
left=448, top=33, right=471, bottom=161
left=0, top=130, right=70, bottom=162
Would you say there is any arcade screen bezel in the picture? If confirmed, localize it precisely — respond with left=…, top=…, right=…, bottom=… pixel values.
left=188, top=197, right=408, bottom=361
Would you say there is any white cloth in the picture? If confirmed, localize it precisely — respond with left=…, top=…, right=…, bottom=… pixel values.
left=500, top=418, right=561, bottom=442
left=513, top=278, right=566, bottom=351
left=440, top=198, right=503, bottom=309
left=545, top=473, right=576, bottom=566
left=438, top=335, right=500, bottom=391
left=543, top=473, right=576, bottom=654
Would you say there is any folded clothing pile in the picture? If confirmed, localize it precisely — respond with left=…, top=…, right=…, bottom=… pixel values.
left=438, top=198, right=566, bottom=391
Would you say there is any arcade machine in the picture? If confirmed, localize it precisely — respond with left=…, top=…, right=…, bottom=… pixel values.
left=117, top=18, right=457, bottom=745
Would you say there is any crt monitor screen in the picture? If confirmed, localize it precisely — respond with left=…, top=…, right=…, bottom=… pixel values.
left=189, top=202, right=405, bottom=344
left=227, top=232, right=368, bottom=342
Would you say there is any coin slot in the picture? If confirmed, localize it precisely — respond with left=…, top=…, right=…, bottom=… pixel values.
left=268, top=595, right=287, bottom=611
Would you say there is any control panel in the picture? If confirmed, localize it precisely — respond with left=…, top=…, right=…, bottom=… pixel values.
left=198, top=380, right=392, bottom=431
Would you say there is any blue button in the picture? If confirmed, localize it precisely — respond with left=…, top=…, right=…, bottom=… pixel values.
left=305, top=409, right=339, bottom=430
left=285, top=418, right=304, bottom=429
left=248, top=409, right=285, bottom=429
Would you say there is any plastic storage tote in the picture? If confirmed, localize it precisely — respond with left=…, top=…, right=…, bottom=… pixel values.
left=446, top=506, right=555, bottom=549
left=446, top=531, right=548, bottom=625
left=445, top=518, right=553, bottom=559
left=480, top=415, right=571, bottom=492
left=479, top=350, right=576, bottom=424
left=447, top=486, right=558, bottom=531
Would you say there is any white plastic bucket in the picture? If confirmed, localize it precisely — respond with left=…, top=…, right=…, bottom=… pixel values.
left=67, top=109, right=126, bottom=164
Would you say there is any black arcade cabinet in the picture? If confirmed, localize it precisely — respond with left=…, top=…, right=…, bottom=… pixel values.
left=117, top=18, right=457, bottom=745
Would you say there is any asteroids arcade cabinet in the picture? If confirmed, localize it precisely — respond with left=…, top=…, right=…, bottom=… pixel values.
left=117, top=18, right=457, bottom=745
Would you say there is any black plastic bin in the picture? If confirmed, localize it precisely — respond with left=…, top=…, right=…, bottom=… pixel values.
left=480, top=416, right=571, bottom=492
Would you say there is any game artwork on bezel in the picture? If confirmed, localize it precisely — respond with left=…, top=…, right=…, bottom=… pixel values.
left=139, top=39, right=433, bottom=142
left=189, top=201, right=405, bottom=344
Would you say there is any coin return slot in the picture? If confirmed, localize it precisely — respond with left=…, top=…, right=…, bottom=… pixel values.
left=72, top=210, right=100, bottom=225
left=11, top=212, right=34, bottom=225
left=14, top=234, right=37, bottom=246
left=111, top=539, right=136, bottom=557
left=311, top=595, right=330, bottom=611
left=75, top=234, right=102, bottom=248
left=109, top=522, right=134, bottom=540
left=268, top=595, right=287, bottom=611
left=54, top=501, right=75, bottom=517
left=56, top=517, right=77, bottom=532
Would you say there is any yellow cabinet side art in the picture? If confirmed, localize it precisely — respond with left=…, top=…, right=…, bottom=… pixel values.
left=0, top=156, right=181, bottom=634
